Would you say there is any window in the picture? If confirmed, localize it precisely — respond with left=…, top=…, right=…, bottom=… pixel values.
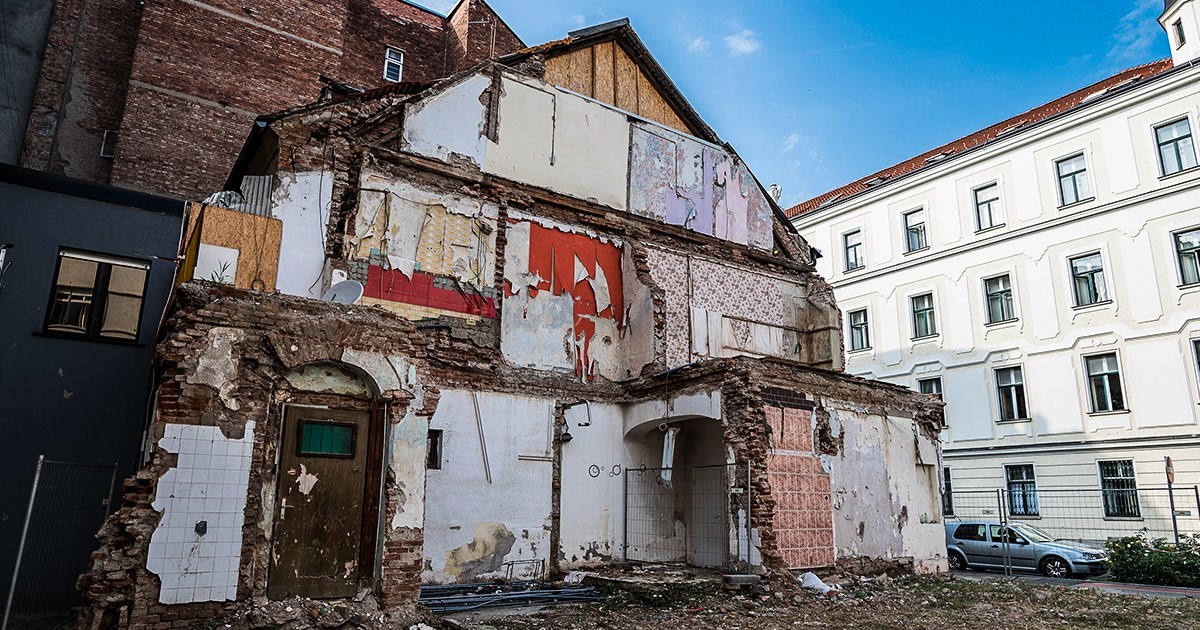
left=953, top=523, right=986, bottom=542
left=995, top=366, right=1028, bottom=421
left=1099, top=460, right=1140, bottom=518
left=427, top=429, right=443, bottom=470
left=297, top=421, right=356, bottom=458
left=383, top=47, right=404, bottom=82
left=903, top=208, right=928, bottom=252
left=1085, top=352, right=1126, bottom=412
left=44, top=250, right=149, bottom=341
left=1069, top=252, right=1109, bottom=306
left=1175, top=19, right=1187, bottom=47
left=1005, top=464, right=1039, bottom=516
left=911, top=293, right=937, bottom=338
left=848, top=308, right=870, bottom=351
left=942, top=467, right=954, bottom=516
left=984, top=274, right=1016, bottom=324
left=1177, top=227, right=1200, bottom=286
left=974, top=183, right=1003, bottom=231
left=1194, top=339, right=1200, bottom=384
left=1055, top=153, right=1092, bottom=205
left=99, top=130, right=119, bottom=158
left=918, top=377, right=943, bottom=399
left=843, top=230, right=864, bottom=271
left=1156, top=118, right=1197, bottom=176
left=989, top=525, right=1028, bottom=545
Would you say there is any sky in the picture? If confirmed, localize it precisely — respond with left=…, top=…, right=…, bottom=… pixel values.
left=418, top=0, right=1171, bottom=208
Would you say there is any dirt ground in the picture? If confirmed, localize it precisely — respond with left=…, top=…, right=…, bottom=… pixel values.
left=443, top=574, right=1200, bottom=630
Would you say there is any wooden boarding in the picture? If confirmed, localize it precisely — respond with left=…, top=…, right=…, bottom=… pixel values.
left=545, top=41, right=692, bottom=135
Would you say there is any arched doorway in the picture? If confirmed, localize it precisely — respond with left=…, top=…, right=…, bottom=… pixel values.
left=267, top=361, right=384, bottom=599
left=623, top=415, right=731, bottom=567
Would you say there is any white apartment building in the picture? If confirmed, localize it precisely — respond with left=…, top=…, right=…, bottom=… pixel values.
left=790, top=2, right=1200, bottom=521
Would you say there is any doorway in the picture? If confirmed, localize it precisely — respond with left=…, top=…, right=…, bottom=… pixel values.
left=268, top=407, right=373, bottom=599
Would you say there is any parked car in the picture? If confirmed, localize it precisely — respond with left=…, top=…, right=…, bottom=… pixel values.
left=944, top=521, right=1108, bottom=578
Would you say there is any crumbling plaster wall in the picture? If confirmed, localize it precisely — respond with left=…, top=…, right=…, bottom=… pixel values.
left=77, top=284, right=438, bottom=627
left=423, top=390, right=556, bottom=583
left=272, top=170, right=334, bottom=299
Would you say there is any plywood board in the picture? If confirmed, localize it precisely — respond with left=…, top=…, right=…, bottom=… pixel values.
left=613, top=45, right=640, bottom=112
left=185, top=202, right=283, bottom=291
left=593, top=41, right=616, bottom=104
left=545, top=48, right=592, bottom=96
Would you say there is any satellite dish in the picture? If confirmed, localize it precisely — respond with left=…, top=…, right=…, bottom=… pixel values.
left=321, top=280, right=364, bottom=304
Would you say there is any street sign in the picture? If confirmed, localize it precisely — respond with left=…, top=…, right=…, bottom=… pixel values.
left=1165, top=456, right=1175, bottom=485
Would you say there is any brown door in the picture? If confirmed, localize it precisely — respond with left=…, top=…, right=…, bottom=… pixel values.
left=268, top=407, right=371, bottom=599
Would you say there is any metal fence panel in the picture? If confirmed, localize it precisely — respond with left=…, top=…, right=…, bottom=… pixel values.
left=624, top=464, right=748, bottom=569
left=3, top=458, right=117, bottom=630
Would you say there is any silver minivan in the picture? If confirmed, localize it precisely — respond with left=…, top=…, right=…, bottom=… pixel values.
left=945, top=521, right=1108, bottom=578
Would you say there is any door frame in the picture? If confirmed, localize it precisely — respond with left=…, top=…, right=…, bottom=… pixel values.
left=268, top=402, right=387, bottom=597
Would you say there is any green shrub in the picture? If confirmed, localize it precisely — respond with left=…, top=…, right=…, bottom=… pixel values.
left=1105, top=533, right=1200, bottom=588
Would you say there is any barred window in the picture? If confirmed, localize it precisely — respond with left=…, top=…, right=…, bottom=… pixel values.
left=1099, top=460, right=1140, bottom=518
left=1006, top=464, right=1039, bottom=517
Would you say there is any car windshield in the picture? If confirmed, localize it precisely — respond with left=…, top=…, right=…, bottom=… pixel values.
left=1015, top=524, right=1055, bottom=542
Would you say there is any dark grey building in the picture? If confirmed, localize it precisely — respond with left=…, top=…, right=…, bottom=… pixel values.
left=0, top=163, right=182, bottom=617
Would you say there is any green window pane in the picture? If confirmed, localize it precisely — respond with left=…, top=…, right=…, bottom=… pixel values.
left=298, top=421, right=355, bottom=457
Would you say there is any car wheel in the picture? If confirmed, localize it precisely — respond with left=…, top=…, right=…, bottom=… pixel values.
left=1039, top=556, right=1072, bottom=579
left=947, top=551, right=967, bottom=571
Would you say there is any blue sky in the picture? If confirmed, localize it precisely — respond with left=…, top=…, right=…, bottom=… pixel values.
left=421, top=1, right=1171, bottom=207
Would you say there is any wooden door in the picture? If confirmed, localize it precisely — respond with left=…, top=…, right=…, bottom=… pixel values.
left=268, top=407, right=371, bottom=599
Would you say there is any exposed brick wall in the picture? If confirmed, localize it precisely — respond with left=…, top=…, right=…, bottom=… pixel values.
left=20, top=0, right=143, bottom=181
left=22, top=0, right=523, bottom=199
left=77, top=283, right=435, bottom=627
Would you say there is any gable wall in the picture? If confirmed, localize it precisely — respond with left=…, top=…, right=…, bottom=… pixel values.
left=543, top=41, right=692, bottom=135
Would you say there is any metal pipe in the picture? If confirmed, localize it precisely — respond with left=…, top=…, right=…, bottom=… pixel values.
left=103, top=462, right=119, bottom=517
left=4, top=456, right=44, bottom=630
left=472, top=392, right=492, bottom=484
left=1167, top=477, right=1179, bottom=545
left=746, top=461, right=753, bottom=569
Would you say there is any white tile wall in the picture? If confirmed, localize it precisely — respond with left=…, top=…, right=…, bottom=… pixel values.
left=146, top=422, right=255, bottom=604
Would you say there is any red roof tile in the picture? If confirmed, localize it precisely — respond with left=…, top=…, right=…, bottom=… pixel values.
left=786, top=58, right=1175, bottom=218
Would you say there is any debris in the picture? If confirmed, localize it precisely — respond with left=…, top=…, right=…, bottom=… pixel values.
left=564, top=570, right=590, bottom=585
left=798, top=572, right=841, bottom=596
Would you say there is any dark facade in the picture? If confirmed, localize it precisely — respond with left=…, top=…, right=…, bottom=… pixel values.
left=0, top=163, right=183, bottom=613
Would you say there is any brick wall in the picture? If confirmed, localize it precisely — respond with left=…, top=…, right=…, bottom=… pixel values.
left=21, top=0, right=523, bottom=199
left=20, top=0, right=143, bottom=181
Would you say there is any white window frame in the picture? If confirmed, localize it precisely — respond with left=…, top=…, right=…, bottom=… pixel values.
left=973, top=182, right=1004, bottom=232
left=1055, top=152, right=1093, bottom=207
left=1096, top=459, right=1141, bottom=519
left=842, top=229, right=865, bottom=272
left=1154, top=116, right=1198, bottom=177
left=903, top=208, right=928, bottom=253
left=1082, top=351, right=1128, bottom=414
left=1005, top=463, right=1039, bottom=516
left=910, top=292, right=938, bottom=339
left=1067, top=250, right=1110, bottom=308
left=1173, top=225, right=1200, bottom=287
left=383, top=47, right=404, bottom=83
left=1175, top=18, right=1187, bottom=48
left=847, top=308, right=871, bottom=352
left=982, top=273, right=1017, bottom=325
left=994, top=365, right=1029, bottom=422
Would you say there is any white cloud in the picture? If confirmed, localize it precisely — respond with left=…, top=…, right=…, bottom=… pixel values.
left=724, top=28, right=761, bottom=56
left=782, top=132, right=802, bottom=153
left=569, top=14, right=586, bottom=28
left=687, top=36, right=711, bottom=53
left=1106, top=0, right=1162, bottom=66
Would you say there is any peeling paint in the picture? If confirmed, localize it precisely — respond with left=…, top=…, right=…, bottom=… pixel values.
left=186, top=327, right=244, bottom=410
left=443, top=522, right=517, bottom=580
left=296, top=464, right=318, bottom=495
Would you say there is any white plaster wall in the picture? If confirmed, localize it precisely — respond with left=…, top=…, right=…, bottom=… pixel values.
left=823, top=407, right=945, bottom=572
left=400, top=74, right=491, bottom=166
left=272, top=171, right=333, bottom=299
left=558, top=402, right=632, bottom=567
left=147, top=422, right=255, bottom=604
left=484, top=76, right=629, bottom=211
left=793, top=67, right=1200, bottom=493
left=423, top=391, right=556, bottom=583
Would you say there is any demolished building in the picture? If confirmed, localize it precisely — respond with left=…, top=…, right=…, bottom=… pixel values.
left=77, top=19, right=946, bottom=627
